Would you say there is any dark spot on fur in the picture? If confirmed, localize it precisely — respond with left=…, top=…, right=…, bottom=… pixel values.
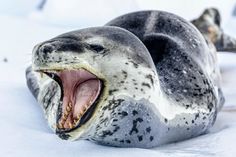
left=126, top=140, right=131, bottom=143
left=122, top=70, right=128, bottom=79
left=58, top=133, right=71, bottom=140
left=120, top=81, right=125, bottom=84
left=101, top=130, right=113, bottom=138
left=112, top=119, right=118, bottom=122
left=208, top=103, right=214, bottom=112
left=119, top=140, right=124, bottom=143
left=195, top=113, right=200, bottom=120
left=150, top=136, right=154, bottom=141
left=164, top=118, right=168, bottom=123
left=109, top=89, right=118, bottom=95
left=142, top=82, right=151, bottom=88
left=113, top=126, right=120, bottom=132
left=132, top=110, right=138, bottom=116
left=136, top=118, right=143, bottom=122
left=146, top=127, right=151, bottom=133
left=138, top=135, right=143, bottom=141
left=100, top=117, right=108, bottom=124
left=129, top=118, right=143, bottom=135
left=118, top=111, right=128, bottom=117
left=145, top=74, right=154, bottom=85
left=102, top=98, right=125, bottom=111
left=129, top=60, right=139, bottom=68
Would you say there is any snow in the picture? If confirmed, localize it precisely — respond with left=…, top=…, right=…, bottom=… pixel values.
left=1, top=4, right=236, bottom=157
left=29, top=0, right=236, bottom=28
left=0, top=0, right=41, bottom=17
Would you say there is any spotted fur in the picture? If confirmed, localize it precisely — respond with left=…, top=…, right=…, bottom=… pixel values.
left=26, top=10, right=224, bottom=148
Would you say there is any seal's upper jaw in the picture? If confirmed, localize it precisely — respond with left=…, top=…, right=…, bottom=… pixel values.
left=40, top=68, right=103, bottom=133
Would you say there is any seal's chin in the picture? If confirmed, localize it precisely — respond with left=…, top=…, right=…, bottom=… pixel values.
left=42, top=69, right=103, bottom=133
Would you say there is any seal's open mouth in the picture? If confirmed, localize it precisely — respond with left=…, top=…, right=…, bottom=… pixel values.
left=42, top=69, right=103, bottom=132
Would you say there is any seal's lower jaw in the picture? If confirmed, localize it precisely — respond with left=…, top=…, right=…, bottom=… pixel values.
left=41, top=69, right=103, bottom=134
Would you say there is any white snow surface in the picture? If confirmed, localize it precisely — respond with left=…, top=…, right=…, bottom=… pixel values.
left=0, top=12, right=236, bottom=157
left=29, top=0, right=236, bottom=28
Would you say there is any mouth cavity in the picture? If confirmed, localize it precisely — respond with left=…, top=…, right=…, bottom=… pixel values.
left=43, top=69, right=102, bottom=132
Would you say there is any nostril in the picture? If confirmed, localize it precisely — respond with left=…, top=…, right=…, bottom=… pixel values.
left=40, top=44, right=54, bottom=54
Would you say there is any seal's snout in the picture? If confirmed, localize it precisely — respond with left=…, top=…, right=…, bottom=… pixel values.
left=32, top=42, right=56, bottom=67
left=32, top=38, right=85, bottom=68
left=39, top=44, right=54, bottom=54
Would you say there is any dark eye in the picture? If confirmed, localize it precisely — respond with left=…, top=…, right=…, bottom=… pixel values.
left=89, top=44, right=106, bottom=53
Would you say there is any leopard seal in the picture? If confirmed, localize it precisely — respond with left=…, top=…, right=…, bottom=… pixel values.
left=26, top=10, right=224, bottom=148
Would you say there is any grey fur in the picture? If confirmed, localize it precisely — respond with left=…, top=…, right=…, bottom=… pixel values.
left=106, top=10, right=224, bottom=111
left=26, top=10, right=224, bottom=148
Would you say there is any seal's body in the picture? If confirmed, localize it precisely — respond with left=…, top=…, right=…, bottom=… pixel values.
left=26, top=10, right=224, bottom=148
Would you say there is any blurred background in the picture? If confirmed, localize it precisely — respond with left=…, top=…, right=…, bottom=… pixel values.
left=1, top=0, right=236, bottom=29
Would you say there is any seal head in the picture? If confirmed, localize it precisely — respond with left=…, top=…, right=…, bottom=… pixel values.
left=30, top=26, right=158, bottom=143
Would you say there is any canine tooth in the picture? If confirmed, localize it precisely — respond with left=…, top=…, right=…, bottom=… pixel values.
left=73, top=119, right=78, bottom=125
left=80, top=110, right=84, bottom=115
left=69, top=102, right=72, bottom=108
left=65, top=110, right=69, bottom=115
left=68, top=122, right=73, bottom=129
left=62, top=114, right=67, bottom=120
left=66, top=106, right=71, bottom=111
left=58, top=123, right=63, bottom=129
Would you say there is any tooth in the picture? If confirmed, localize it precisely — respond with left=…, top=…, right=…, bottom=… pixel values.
left=66, top=106, right=71, bottom=112
left=68, top=122, right=73, bottom=129
left=65, top=110, right=69, bottom=115
left=80, top=110, right=84, bottom=115
left=62, top=114, right=67, bottom=120
left=73, top=119, right=77, bottom=125
left=58, top=123, right=63, bottom=129
left=69, top=102, right=72, bottom=108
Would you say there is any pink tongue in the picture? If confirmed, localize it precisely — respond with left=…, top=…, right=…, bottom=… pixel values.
left=58, top=69, right=101, bottom=125
left=73, top=79, right=101, bottom=118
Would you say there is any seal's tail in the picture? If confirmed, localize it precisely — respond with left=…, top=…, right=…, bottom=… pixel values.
left=192, top=8, right=236, bottom=52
